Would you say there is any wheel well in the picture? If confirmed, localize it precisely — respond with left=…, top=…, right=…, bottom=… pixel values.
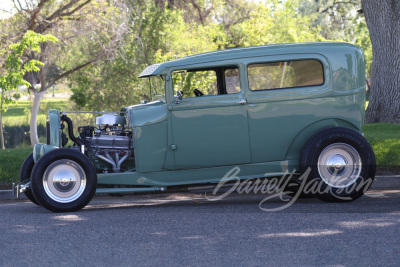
left=285, top=119, right=360, bottom=161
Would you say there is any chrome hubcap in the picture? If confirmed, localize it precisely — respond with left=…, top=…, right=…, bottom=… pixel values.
left=43, top=159, right=86, bottom=203
left=318, top=143, right=362, bottom=188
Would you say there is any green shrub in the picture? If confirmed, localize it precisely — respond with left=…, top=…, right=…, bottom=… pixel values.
left=0, top=147, right=32, bottom=185
left=13, top=93, right=21, bottom=100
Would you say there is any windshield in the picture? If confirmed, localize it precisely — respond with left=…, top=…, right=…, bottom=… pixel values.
left=148, top=75, right=166, bottom=102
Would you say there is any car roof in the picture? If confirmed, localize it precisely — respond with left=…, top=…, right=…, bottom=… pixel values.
left=138, top=42, right=359, bottom=78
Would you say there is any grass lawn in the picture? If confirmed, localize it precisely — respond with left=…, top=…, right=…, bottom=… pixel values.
left=0, top=147, right=32, bottom=188
left=3, top=99, right=68, bottom=127
left=0, top=98, right=70, bottom=187
left=363, top=123, right=400, bottom=173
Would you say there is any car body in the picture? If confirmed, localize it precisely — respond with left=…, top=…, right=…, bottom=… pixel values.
left=15, top=42, right=376, bottom=212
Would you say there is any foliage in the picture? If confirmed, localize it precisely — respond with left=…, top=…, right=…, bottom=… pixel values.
left=3, top=100, right=68, bottom=126
left=0, top=30, right=57, bottom=148
left=1, top=0, right=374, bottom=117
left=225, top=1, right=325, bottom=48
left=13, top=93, right=21, bottom=100
left=0, top=147, right=32, bottom=185
left=353, top=18, right=372, bottom=75
left=0, top=31, right=57, bottom=111
left=0, top=0, right=130, bottom=145
left=298, top=0, right=372, bottom=73
left=173, top=70, right=218, bottom=97
left=68, top=1, right=210, bottom=111
left=0, top=98, right=67, bottom=148
left=68, top=0, right=328, bottom=111
left=3, top=124, right=46, bottom=148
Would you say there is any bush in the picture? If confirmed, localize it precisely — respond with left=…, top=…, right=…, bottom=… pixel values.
left=3, top=124, right=46, bottom=148
left=0, top=147, right=32, bottom=185
left=13, top=93, right=21, bottom=100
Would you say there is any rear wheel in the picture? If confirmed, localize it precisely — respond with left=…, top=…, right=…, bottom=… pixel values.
left=31, top=149, right=97, bottom=212
left=299, top=127, right=376, bottom=202
left=19, top=153, right=39, bottom=205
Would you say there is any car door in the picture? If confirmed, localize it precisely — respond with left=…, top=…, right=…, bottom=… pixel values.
left=169, top=66, right=251, bottom=170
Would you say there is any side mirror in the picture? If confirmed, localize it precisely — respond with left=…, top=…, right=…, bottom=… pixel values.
left=175, top=90, right=183, bottom=104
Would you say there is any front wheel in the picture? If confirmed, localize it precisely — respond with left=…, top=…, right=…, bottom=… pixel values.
left=19, top=153, right=39, bottom=205
left=31, top=149, right=97, bottom=212
left=299, top=127, right=376, bottom=202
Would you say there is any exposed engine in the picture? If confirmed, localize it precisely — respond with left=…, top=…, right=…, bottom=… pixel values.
left=60, top=113, right=135, bottom=173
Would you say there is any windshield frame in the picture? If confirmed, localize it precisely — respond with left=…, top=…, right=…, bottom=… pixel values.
left=148, top=75, right=166, bottom=102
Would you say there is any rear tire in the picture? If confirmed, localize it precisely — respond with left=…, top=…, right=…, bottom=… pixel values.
left=299, top=127, right=376, bottom=202
left=19, top=153, right=39, bottom=205
left=31, top=149, right=97, bottom=212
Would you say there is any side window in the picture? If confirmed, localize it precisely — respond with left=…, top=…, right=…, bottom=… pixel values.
left=225, top=68, right=240, bottom=94
left=172, top=66, right=240, bottom=98
left=248, top=60, right=324, bottom=91
left=173, top=70, right=217, bottom=98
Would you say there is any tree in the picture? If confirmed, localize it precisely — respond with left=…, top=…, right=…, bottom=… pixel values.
left=362, top=0, right=400, bottom=123
left=299, top=0, right=361, bottom=39
left=222, top=0, right=325, bottom=48
left=298, top=0, right=372, bottom=74
left=68, top=0, right=327, bottom=111
left=0, top=31, right=57, bottom=149
left=69, top=0, right=224, bottom=111
left=0, top=0, right=129, bottom=144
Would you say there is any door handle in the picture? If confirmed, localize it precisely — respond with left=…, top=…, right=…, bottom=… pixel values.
left=236, top=99, right=246, bottom=105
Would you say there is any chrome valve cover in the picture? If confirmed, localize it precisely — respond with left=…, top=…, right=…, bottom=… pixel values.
left=91, top=134, right=131, bottom=150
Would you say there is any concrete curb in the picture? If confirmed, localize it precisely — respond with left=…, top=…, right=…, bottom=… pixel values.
left=0, top=189, right=23, bottom=201
left=1, top=175, right=400, bottom=201
left=370, top=175, right=400, bottom=189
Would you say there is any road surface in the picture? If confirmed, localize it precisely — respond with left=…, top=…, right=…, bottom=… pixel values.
left=1, top=190, right=400, bottom=266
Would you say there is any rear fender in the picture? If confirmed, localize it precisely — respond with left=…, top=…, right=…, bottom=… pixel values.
left=285, top=119, right=360, bottom=161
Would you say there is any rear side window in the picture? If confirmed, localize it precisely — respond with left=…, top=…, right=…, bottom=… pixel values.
left=248, top=60, right=324, bottom=91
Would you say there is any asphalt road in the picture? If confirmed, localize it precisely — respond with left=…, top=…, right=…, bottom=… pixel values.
left=1, top=190, right=400, bottom=266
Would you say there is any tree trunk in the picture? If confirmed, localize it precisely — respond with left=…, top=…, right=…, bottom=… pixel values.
left=0, top=112, right=4, bottom=150
left=0, top=90, right=4, bottom=149
left=363, top=0, right=400, bottom=123
left=30, top=90, right=46, bottom=145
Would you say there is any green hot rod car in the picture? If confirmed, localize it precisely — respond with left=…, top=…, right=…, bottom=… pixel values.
left=14, top=42, right=376, bottom=212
